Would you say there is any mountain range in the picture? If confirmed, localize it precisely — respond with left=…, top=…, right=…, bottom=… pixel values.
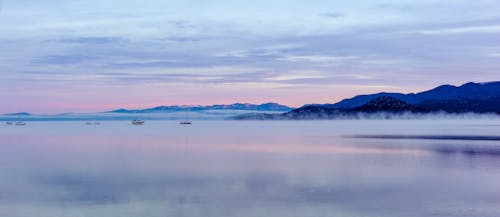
left=323, top=81, right=500, bottom=109
left=109, top=103, right=294, bottom=113
left=235, top=81, right=500, bottom=120
left=3, top=81, right=499, bottom=120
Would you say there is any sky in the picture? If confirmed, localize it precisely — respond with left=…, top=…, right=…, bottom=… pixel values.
left=0, top=0, right=499, bottom=114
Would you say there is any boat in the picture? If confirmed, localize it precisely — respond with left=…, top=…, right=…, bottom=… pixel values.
left=15, top=121, right=26, bottom=126
left=131, top=107, right=145, bottom=125
left=180, top=105, right=192, bottom=125
left=132, top=119, right=145, bottom=125
left=5, top=121, right=13, bottom=125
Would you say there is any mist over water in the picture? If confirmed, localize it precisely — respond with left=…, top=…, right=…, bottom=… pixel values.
left=279, top=111, right=500, bottom=120
left=1, top=120, right=500, bottom=217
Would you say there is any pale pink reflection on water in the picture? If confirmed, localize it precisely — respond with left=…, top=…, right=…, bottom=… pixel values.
left=1, top=120, right=500, bottom=217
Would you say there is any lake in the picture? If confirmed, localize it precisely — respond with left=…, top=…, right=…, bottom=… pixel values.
left=1, top=120, right=499, bottom=217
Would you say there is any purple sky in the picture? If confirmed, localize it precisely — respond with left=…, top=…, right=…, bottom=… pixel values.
left=0, top=0, right=499, bottom=114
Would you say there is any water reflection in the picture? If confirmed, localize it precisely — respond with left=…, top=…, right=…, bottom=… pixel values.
left=348, top=134, right=500, bottom=141
left=345, top=134, right=500, bottom=157
left=433, top=145, right=500, bottom=157
left=0, top=120, right=499, bottom=217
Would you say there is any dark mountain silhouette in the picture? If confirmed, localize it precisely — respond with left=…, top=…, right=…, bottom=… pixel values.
left=234, top=81, right=500, bottom=120
left=283, top=105, right=343, bottom=119
left=279, top=96, right=426, bottom=120
left=417, top=96, right=500, bottom=113
left=329, top=81, right=500, bottom=109
left=351, top=96, right=425, bottom=113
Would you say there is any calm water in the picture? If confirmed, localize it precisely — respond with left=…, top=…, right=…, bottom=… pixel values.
left=1, top=120, right=499, bottom=217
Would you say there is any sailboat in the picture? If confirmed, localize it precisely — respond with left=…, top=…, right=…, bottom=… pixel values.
left=180, top=105, right=192, bottom=125
left=85, top=112, right=101, bottom=125
left=92, top=113, right=101, bottom=125
left=15, top=115, right=26, bottom=126
left=132, top=107, right=145, bottom=125
left=132, top=119, right=145, bottom=125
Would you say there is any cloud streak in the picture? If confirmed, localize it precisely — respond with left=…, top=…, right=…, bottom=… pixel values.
left=0, top=0, right=499, bottom=113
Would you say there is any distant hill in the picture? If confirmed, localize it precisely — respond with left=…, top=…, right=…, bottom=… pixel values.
left=109, top=103, right=294, bottom=113
left=4, top=112, right=31, bottom=116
